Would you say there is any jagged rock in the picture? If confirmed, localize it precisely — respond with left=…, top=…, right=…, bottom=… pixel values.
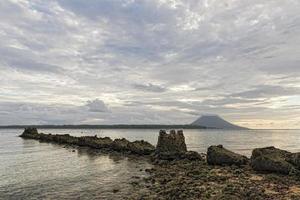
left=21, top=127, right=38, bottom=136
left=156, top=130, right=187, bottom=154
left=207, top=145, right=249, bottom=166
left=155, top=130, right=201, bottom=160
left=251, top=146, right=296, bottom=174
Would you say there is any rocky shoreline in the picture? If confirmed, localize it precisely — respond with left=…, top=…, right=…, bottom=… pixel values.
left=20, top=128, right=300, bottom=199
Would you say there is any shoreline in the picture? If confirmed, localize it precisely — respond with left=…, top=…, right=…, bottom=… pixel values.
left=19, top=128, right=300, bottom=199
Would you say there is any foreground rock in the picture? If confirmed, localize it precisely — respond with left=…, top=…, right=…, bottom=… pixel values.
left=127, top=159, right=300, bottom=200
left=207, top=145, right=249, bottom=166
left=251, top=146, right=300, bottom=175
left=20, top=128, right=155, bottom=155
left=155, top=130, right=202, bottom=161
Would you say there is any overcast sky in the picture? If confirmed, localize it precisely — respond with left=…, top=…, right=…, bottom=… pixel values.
left=0, top=0, right=299, bottom=128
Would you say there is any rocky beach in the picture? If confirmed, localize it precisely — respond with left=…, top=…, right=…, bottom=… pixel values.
left=20, top=128, right=300, bottom=200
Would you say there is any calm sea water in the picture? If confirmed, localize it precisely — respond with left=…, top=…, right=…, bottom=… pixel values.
left=1, top=128, right=300, bottom=199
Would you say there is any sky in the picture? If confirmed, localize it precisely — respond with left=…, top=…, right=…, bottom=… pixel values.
left=0, top=0, right=300, bottom=128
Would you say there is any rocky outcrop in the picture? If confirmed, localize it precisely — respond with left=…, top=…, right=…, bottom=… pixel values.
left=155, top=130, right=202, bottom=161
left=207, top=145, right=249, bottom=166
left=156, top=130, right=187, bottom=154
left=20, top=128, right=155, bottom=156
left=22, top=127, right=38, bottom=135
left=250, top=146, right=298, bottom=174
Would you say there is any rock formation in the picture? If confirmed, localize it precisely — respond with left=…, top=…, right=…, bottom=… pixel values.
left=21, top=128, right=300, bottom=176
left=250, top=146, right=300, bottom=174
left=155, top=130, right=202, bottom=161
left=22, top=127, right=38, bottom=135
left=156, top=130, right=187, bottom=154
left=20, top=128, right=155, bottom=155
left=207, top=145, right=249, bottom=166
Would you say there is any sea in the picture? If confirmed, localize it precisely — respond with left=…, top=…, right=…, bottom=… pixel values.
left=1, top=128, right=300, bottom=199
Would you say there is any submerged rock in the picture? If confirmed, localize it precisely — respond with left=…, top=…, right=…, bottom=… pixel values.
left=251, top=146, right=296, bottom=174
left=207, top=145, right=249, bottom=166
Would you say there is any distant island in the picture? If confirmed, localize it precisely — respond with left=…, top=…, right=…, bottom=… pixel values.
left=0, top=115, right=248, bottom=130
left=0, top=124, right=206, bottom=129
left=191, top=115, right=248, bottom=130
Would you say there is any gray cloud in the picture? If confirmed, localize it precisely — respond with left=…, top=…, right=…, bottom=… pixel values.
left=0, top=0, right=299, bottom=128
left=133, top=83, right=167, bottom=93
left=230, top=85, right=300, bottom=99
left=86, top=99, right=109, bottom=112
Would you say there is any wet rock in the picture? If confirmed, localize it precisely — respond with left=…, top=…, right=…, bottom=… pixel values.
left=112, top=138, right=131, bottom=152
left=128, top=140, right=155, bottom=155
left=77, top=136, right=113, bottom=149
left=23, top=127, right=38, bottom=135
left=183, top=151, right=203, bottom=161
left=19, top=128, right=155, bottom=156
left=207, top=145, right=249, bottom=166
left=286, top=153, right=300, bottom=169
left=156, top=130, right=187, bottom=154
left=20, top=127, right=39, bottom=138
left=251, top=146, right=295, bottom=174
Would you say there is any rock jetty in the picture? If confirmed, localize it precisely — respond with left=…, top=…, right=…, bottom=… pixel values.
left=20, top=127, right=155, bottom=155
left=20, top=128, right=300, bottom=199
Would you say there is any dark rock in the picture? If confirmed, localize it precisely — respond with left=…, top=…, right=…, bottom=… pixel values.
left=128, top=140, right=155, bottom=155
left=251, top=146, right=295, bottom=174
left=156, top=130, right=187, bottom=154
left=154, top=130, right=202, bottom=161
left=286, top=153, right=300, bottom=169
left=207, top=145, right=249, bottom=166
left=112, top=189, right=119, bottom=193
left=183, top=151, right=202, bottom=161
left=155, top=129, right=191, bottom=160
left=19, top=128, right=155, bottom=156
left=112, top=138, right=131, bottom=152
left=155, top=152, right=185, bottom=160
left=20, top=127, right=39, bottom=138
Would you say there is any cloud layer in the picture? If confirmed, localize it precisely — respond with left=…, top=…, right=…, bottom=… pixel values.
left=0, top=0, right=299, bottom=128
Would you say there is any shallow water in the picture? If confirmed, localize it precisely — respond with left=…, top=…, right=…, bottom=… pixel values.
left=1, top=128, right=300, bottom=199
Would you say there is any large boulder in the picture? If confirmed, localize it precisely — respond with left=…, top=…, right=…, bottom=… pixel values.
left=207, top=145, right=249, bottom=166
left=156, top=130, right=187, bottom=154
left=251, top=146, right=296, bottom=174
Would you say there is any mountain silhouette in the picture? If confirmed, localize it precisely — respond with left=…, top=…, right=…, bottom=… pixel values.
left=191, top=115, right=248, bottom=130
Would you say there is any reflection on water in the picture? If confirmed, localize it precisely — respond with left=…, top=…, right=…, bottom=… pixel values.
left=0, top=129, right=152, bottom=200
left=1, top=128, right=300, bottom=199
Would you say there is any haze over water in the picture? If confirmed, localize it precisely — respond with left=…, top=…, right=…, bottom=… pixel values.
left=1, top=128, right=300, bottom=199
